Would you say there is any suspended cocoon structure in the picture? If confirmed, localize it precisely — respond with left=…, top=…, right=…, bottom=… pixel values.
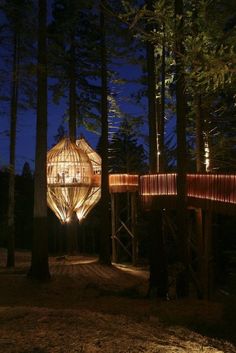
left=47, top=138, right=93, bottom=223
left=75, top=138, right=101, bottom=222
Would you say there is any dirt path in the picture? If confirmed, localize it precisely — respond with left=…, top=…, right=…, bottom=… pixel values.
left=0, top=249, right=235, bottom=353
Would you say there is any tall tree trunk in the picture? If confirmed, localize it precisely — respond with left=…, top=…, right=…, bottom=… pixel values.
left=195, top=95, right=214, bottom=299
left=195, top=95, right=205, bottom=172
left=203, top=103, right=214, bottom=299
left=7, top=32, right=20, bottom=268
left=146, top=0, right=157, bottom=174
left=175, top=0, right=189, bottom=297
left=146, top=0, right=168, bottom=298
left=69, top=34, right=77, bottom=143
left=67, top=34, right=78, bottom=255
left=29, top=0, right=50, bottom=280
left=99, top=0, right=111, bottom=265
left=192, top=0, right=213, bottom=298
left=159, top=26, right=166, bottom=172
left=203, top=102, right=213, bottom=172
left=195, top=94, right=205, bottom=299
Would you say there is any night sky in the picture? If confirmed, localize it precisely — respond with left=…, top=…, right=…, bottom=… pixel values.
left=0, top=0, right=147, bottom=174
left=0, top=63, right=146, bottom=174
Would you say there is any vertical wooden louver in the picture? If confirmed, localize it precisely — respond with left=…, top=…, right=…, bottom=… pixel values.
left=47, top=138, right=93, bottom=223
left=75, top=138, right=102, bottom=222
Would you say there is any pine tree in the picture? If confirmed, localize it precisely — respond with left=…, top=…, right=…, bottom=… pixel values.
left=21, top=161, right=32, bottom=179
left=109, top=119, right=147, bottom=173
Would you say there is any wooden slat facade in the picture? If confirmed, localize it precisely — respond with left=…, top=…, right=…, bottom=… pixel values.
left=137, top=173, right=236, bottom=214
left=109, top=174, right=139, bottom=193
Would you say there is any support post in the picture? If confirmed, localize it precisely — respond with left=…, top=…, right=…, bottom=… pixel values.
left=111, top=191, right=138, bottom=264
left=131, top=192, right=138, bottom=265
left=203, top=210, right=213, bottom=299
left=111, top=193, right=117, bottom=263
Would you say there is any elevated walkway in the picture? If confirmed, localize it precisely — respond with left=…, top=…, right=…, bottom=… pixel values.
left=140, top=173, right=236, bottom=215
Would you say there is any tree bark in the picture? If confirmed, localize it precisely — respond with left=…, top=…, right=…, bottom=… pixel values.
left=159, top=25, right=166, bottom=172
left=146, top=0, right=168, bottom=298
left=146, top=0, right=158, bottom=173
left=195, top=95, right=205, bottom=172
left=69, top=34, right=77, bottom=143
left=67, top=33, right=78, bottom=255
left=195, top=94, right=205, bottom=298
left=99, top=0, right=111, bottom=265
left=147, top=210, right=168, bottom=298
left=175, top=0, right=189, bottom=297
left=29, top=0, right=50, bottom=280
left=7, top=32, right=20, bottom=267
left=195, top=95, right=214, bottom=299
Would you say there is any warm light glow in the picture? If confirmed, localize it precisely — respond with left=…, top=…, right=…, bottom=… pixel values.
left=140, top=173, right=236, bottom=209
left=47, top=138, right=93, bottom=223
left=75, top=138, right=101, bottom=221
left=187, top=174, right=236, bottom=204
left=76, top=186, right=101, bottom=222
left=109, top=174, right=139, bottom=193
left=76, top=138, right=101, bottom=181
left=140, top=174, right=177, bottom=196
left=140, top=174, right=177, bottom=210
left=204, top=141, right=210, bottom=172
left=47, top=139, right=236, bottom=220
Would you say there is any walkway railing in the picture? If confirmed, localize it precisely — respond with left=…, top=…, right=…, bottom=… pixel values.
left=109, top=174, right=139, bottom=193
left=139, top=173, right=236, bottom=213
left=140, top=174, right=177, bottom=196
left=187, top=174, right=236, bottom=204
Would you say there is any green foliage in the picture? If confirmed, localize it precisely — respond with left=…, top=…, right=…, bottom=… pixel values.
left=123, top=0, right=236, bottom=172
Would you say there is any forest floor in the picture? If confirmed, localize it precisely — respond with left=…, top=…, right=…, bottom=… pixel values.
left=0, top=249, right=236, bottom=353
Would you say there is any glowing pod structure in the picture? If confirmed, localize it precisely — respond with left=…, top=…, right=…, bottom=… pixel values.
left=75, top=138, right=101, bottom=222
left=47, top=138, right=93, bottom=223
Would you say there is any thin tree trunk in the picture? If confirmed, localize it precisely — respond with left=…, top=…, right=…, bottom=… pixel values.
left=29, top=0, right=50, bottom=280
left=146, top=7, right=157, bottom=173
left=175, top=0, right=189, bottom=297
left=7, top=32, right=20, bottom=267
left=195, top=94, right=205, bottom=298
left=195, top=95, right=205, bottom=172
left=69, top=34, right=77, bottom=143
left=99, top=0, right=111, bottom=265
left=195, top=95, right=214, bottom=299
left=159, top=25, right=166, bottom=172
left=204, top=103, right=213, bottom=172
left=202, top=104, right=214, bottom=298
left=67, top=34, right=78, bottom=255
